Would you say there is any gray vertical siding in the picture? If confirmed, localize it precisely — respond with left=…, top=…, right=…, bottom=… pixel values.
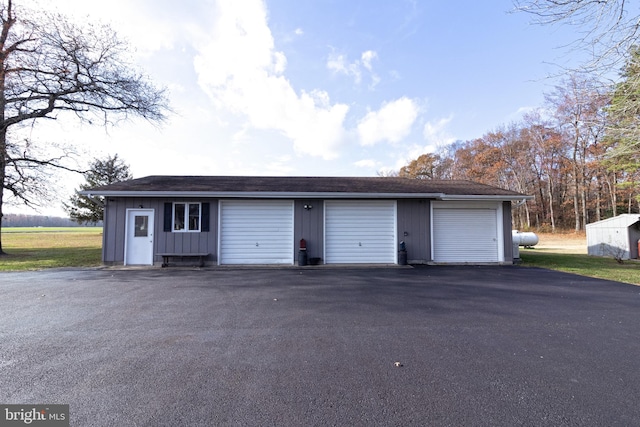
left=103, top=198, right=118, bottom=263
left=503, top=201, right=513, bottom=262
left=294, top=200, right=324, bottom=262
left=103, top=198, right=218, bottom=265
left=103, top=196, right=514, bottom=265
left=397, top=199, right=431, bottom=263
left=103, top=197, right=142, bottom=263
left=157, top=199, right=218, bottom=263
left=629, top=226, right=640, bottom=259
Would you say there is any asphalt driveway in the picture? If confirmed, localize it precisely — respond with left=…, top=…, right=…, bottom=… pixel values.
left=1, top=265, right=640, bottom=426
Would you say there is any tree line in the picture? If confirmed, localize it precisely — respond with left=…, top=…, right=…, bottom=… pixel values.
left=392, top=68, right=640, bottom=232
left=3, top=214, right=98, bottom=227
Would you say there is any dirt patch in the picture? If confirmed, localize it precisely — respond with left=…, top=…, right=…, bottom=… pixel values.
left=528, top=232, right=587, bottom=254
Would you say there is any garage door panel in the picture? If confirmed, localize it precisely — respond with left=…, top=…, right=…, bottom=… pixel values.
left=220, top=200, right=294, bottom=265
left=433, top=207, right=499, bottom=263
left=325, top=201, right=396, bottom=264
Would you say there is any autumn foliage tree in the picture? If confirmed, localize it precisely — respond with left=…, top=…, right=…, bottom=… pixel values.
left=0, top=0, right=168, bottom=255
left=394, top=76, right=635, bottom=231
left=398, top=153, right=452, bottom=180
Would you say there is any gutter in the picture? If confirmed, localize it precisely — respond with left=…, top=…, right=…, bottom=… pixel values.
left=80, top=190, right=532, bottom=202
left=439, top=195, right=534, bottom=201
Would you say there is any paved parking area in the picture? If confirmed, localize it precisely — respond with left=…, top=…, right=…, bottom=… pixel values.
left=1, top=265, right=640, bottom=426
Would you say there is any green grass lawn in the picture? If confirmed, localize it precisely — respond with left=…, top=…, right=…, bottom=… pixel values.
left=2, top=227, right=639, bottom=285
left=520, top=249, right=640, bottom=285
left=0, top=227, right=102, bottom=271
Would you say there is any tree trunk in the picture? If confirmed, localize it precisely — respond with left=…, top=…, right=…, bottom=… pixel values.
left=580, top=145, right=589, bottom=228
left=595, top=179, right=601, bottom=222
left=573, top=191, right=580, bottom=230
left=572, top=132, right=581, bottom=231
left=0, top=29, right=6, bottom=256
left=611, top=172, right=618, bottom=216
left=581, top=183, right=587, bottom=229
left=548, top=178, right=556, bottom=231
left=0, top=129, right=6, bottom=256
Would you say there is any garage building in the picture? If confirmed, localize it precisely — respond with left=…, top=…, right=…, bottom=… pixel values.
left=83, top=176, right=531, bottom=266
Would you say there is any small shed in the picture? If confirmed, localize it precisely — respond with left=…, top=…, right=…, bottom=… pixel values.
left=586, top=214, right=640, bottom=260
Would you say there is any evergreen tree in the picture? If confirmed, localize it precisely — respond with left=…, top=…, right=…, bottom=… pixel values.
left=607, top=47, right=640, bottom=159
left=65, top=155, right=132, bottom=224
left=604, top=46, right=640, bottom=212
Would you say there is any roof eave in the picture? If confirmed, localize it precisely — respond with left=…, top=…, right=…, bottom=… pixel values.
left=439, top=194, right=534, bottom=201
left=80, top=190, right=530, bottom=201
left=80, top=190, right=447, bottom=199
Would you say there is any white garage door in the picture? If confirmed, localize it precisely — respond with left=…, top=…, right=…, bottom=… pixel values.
left=325, top=200, right=396, bottom=264
left=432, top=205, right=501, bottom=263
left=219, top=200, right=294, bottom=265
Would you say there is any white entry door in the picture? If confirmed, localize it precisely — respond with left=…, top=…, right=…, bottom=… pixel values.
left=125, top=209, right=155, bottom=265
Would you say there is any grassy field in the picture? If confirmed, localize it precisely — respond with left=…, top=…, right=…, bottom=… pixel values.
left=520, top=232, right=640, bottom=285
left=0, top=227, right=102, bottom=271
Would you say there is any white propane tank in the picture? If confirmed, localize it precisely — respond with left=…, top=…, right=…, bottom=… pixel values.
left=512, top=230, right=539, bottom=247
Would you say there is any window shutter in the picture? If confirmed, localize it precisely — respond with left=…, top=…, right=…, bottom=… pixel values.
left=201, top=202, right=210, bottom=232
left=163, top=203, right=172, bottom=232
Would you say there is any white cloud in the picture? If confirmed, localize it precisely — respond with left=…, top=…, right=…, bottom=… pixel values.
left=34, top=0, right=194, bottom=56
left=194, top=0, right=348, bottom=159
left=361, top=50, right=380, bottom=89
left=294, top=28, right=304, bottom=36
left=327, top=49, right=379, bottom=88
left=403, top=144, right=434, bottom=166
left=354, top=159, right=378, bottom=168
left=388, top=70, right=401, bottom=81
left=357, top=97, right=419, bottom=146
left=377, top=116, right=455, bottom=174
left=327, top=53, right=362, bottom=84
left=361, top=50, right=378, bottom=71
left=423, top=115, right=455, bottom=147
left=265, top=155, right=295, bottom=175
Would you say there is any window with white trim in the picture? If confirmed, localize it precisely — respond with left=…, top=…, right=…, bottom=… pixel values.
left=173, top=202, right=201, bottom=232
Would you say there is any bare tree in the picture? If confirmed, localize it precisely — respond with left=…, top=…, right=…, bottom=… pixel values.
left=513, top=0, right=640, bottom=74
left=0, top=0, right=168, bottom=255
left=545, top=74, right=609, bottom=230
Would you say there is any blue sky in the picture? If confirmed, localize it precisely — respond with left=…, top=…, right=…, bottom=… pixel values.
left=12, top=0, right=584, bottom=215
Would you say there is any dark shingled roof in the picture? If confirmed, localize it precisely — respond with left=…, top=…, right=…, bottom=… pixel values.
left=87, top=176, right=528, bottom=198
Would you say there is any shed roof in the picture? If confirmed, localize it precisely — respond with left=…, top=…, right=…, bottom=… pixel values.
left=586, top=214, right=640, bottom=229
left=84, top=175, right=531, bottom=201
